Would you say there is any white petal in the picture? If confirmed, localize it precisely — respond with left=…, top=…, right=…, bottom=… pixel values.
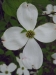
left=0, top=73, right=4, bottom=75
left=16, top=57, right=24, bottom=68
left=0, top=64, right=7, bottom=72
left=0, top=73, right=9, bottom=75
left=53, top=15, right=56, bottom=23
left=34, top=23, right=56, bottom=43
left=24, top=69, right=30, bottom=75
left=51, top=53, right=56, bottom=59
left=7, top=63, right=17, bottom=72
left=22, top=56, right=32, bottom=69
left=53, top=60, right=56, bottom=64
left=23, top=39, right=43, bottom=69
left=5, top=73, right=11, bottom=75
left=17, top=2, right=38, bottom=30
left=0, top=73, right=11, bottom=75
left=46, top=4, right=53, bottom=14
left=53, top=6, right=56, bottom=12
left=2, top=73, right=11, bottom=75
left=20, top=53, right=31, bottom=68
left=1, top=27, right=28, bottom=50
left=16, top=68, right=23, bottom=75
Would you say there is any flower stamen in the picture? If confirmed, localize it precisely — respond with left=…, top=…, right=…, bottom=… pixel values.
left=22, top=67, right=24, bottom=70
left=5, top=71, right=8, bottom=74
left=26, top=30, right=35, bottom=38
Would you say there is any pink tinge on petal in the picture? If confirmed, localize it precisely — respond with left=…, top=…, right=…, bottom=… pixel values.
left=55, top=28, right=56, bottom=30
left=22, top=56, right=33, bottom=69
left=22, top=57, right=35, bottom=69
left=22, top=57, right=27, bottom=60
left=1, top=39, right=5, bottom=41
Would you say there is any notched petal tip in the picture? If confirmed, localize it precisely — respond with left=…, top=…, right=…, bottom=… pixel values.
left=1, top=27, right=28, bottom=50
left=17, top=2, right=38, bottom=30
left=1, top=35, right=5, bottom=42
left=1, top=38, right=5, bottom=42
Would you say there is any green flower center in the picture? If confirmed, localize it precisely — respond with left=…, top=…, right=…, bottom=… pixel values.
left=26, top=30, right=35, bottom=38
left=51, top=11, right=54, bottom=15
left=5, top=71, right=8, bottom=74
left=22, top=67, right=24, bottom=70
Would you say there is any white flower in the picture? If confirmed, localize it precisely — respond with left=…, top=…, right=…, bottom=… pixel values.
left=1, top=2, right=56, bottom=50
left=16, top=57, right=30, bottom=75
left=43, top=4, right=56, bottom=23
left=0, top=63, right=17, bottom=75
left=1, top=2, right=56, bottom=68
left=51, top=53, right=56, bottom=64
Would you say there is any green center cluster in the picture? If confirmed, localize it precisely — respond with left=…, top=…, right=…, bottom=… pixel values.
left=26, top=30, right=35, bottom=38
left=22, top=67, right=24, bottom=70
left=5, top=71, right=8, bottom=74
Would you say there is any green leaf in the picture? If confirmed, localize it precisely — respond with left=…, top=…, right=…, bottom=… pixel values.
left=5, top=50, right=16, bottom=62
left=0, top=21, right=6, bottom=30
left=0, top=61, right=4, bottom=65
left=0, top=32, right=3, bottom=37
left=27, top=0, right=32, bottom=3
left=52, top=46, right=56, bottom=49
left=10, top=18, right=22, bottom=27
left=37, top=16, right=47, bottom=26
left=6, top=0, right=26, bottom=9
left=38, top=67, right=43, bottom=75
left=54, top=68, right=56, bottom=74
left=47, top=55, right=51, bottom=61
left=5, top=51, right=14, bottom=56
left=4, top=13, right=11, bottom=23
left=21, top=29, right=27, bottom=33
left=2, top=0, right=16, bottom=17
left=46, top=46, right=50, bottom=51
left=0, top=49, right=4, bottom=55
left=2, top=0, right=27, bottom=17
left=32, top=0, right=51, bottom=7
left=42, top=48, right=48, bottom=53
left=44, top=68, right=50, bottom=73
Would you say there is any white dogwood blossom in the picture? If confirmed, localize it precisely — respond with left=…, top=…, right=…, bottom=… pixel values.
left=16, top=57, right=30, bottom=75
left=1, top=2, right=56, bottom=50
left=0, top=63, right=17, bottom=75
left=43, top=4, right=56, bottom=23
left=1, top=2, right=56, bottom=68
left=51, top=53, right=56, bottom=64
